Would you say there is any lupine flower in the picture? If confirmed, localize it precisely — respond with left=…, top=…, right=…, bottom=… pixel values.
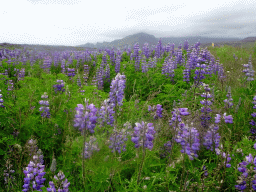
left=200, top=84, right=213, bottom=129
left=131, top=121, right=156, bottom=150
left=141, top=56, right=148, bottom=73
left=244, top=55, right=255, bottom=81
left=53, top=80, right=65, bottom=94
left=91, top=75, right=97, bottom=87
left=169, top=107, right=190, bottom=131
left=42, top=56, right=52, bottom=73
left=222, top=152, right=232, bottom=168
left=235, top=153, right=256, bottom=191
left=67, top=68, right=75, bottom=80
left=39, top=92, right=50, bottom=118
left=7, top=80, right=14, bottom=94
left=82, top=136, right=100, bottom=159
left=77, top=74, right=82, bottom=87
left=148, top=104, right=163, bottom=119
left=215, top=113, right=233, bottom=124
left=98, top=99, right=115, bottom=127
left=47, top=171, right=70, bottom=192
left=159, top=141, right=172, bottom=158
left=175, top=123, right=200, bottom=160
left=223, top=86, right=233, bottom=109
left=61, top=59, right=66, bottom=74
left=104, top=64, right=110, bottom=83
left=215, top=114, right=221, bottom=124
left=96, top=68, right=104, bottom=90
left=73, top=101, right=98, bottom=134
left=24, top=138, right=39, bottom=158
left=115, top=55, right=121, bottom=73
left=18, top=68, right=25, bottom=81
left=143, top=42, right=150, bottom=59
left=0, top=90, right=5, bottom=107
left=109, top=127, right=128, bottom=154
left=3, top=159, right=16, bottom=190
left=109, top=73, right=126, bottom=107
left=223, top=113, right=233, bottom=124
left=83, top=64, right=89, bottom=84
left=123, top=121, right=133, bottom=136
left=22, top=154, right=46, bottom=192
left=203, top=124, right=221, bottom=151
left=194, top=63, right=206, bottom=87
left=133, top=43, right=140, bottom=71
left=202, top=165, right=208, bottom=177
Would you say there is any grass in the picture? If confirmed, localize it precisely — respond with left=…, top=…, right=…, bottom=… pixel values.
left=0, top=41, right=256, bottom=191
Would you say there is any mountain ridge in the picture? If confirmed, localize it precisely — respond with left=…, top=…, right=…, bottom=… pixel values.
left=76, top=32, right=255, bottom=50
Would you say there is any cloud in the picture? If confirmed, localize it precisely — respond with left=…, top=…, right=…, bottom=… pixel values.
left=1, top=0, right=255, bottom=46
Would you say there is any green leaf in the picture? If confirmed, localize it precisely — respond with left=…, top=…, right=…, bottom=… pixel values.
left=0, top=148, right=5, bottom=155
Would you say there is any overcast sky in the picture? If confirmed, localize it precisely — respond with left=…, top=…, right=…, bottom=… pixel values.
left=1, top=0, right=256, bottom=46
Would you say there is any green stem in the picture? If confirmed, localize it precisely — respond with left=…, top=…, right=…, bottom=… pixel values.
left=82, top=128, right=87, bottom=187
left=137, top=148, right=146, bottom=185
left=179, top=154, right=185, bottom=191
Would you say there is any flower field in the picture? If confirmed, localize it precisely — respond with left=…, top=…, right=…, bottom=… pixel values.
left=1, top=39, right=256, bottom=191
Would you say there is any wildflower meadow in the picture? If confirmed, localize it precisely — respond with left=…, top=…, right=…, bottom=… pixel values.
left=1, top=39, right=256, bottom=191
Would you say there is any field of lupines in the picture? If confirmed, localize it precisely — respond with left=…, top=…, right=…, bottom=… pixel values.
left=1, top=39, right=256, bottom=191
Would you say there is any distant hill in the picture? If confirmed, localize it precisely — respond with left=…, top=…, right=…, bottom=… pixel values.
left=240, top=37, right=256, bottom=43
left=76, top=32, right=252, bottom=50
left=1, top=33, right=256, bottom=52
left=0, top=43, right=97, bottom=52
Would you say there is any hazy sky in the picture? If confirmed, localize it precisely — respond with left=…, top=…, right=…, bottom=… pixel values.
left=1, top=0, right=256, bottom=46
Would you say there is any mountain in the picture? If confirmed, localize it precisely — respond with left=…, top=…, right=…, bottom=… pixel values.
left=0, top=43, right=97, bottom=52
left=240, top=37, right=256, bottom=43
left=76, top=32, right=251, bottom=50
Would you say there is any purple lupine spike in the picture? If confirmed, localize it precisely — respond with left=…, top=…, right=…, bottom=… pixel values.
left=155, top=104, right=163, bottom=119
left=47, top=170, right=70, bottom=192
left=175, top=123, right=200, bottom=160
left=104, top=64, right=110, bottom=83
left=131, top=121, right=156, bottom=151
left=148, top=104, right=163, bottom=120
left=22, top=155, right=46, bottom=191
left=115, top=55, right=121, bottom=74
left=109, top=73, right=126, bottom=107
left=73, top=101, right=98, bottom=134
left=0, top=90, right=5, bottom=108
left=223, top=113, right=233, bottom=124
left=39, top=92, right=50, bottom=118
left=53, top=80, right=65, bottom=94
left=109, top=128, right=128, bottom=154
left=141, top=55, right=148, bottom=73
left=3, top=159, right=16, bottom=190
left=82, top=136, right=100, bottom=159
left=223, top=86, right=233, bottom=109
left=200, top=84, right=212, bottom=129
left=98, top=99, right=115, bottom=127
left=203, top=124, right=221, bottom=152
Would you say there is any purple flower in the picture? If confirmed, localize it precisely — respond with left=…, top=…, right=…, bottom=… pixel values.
left=223, top=113, right=233, bottom=124
left=47, top=171, right=70, bottom=192
left=109, top=73, right=126, bottom=107
left=22, top=154, right=46, bottom=191
left=148, top=104, right=163, bottom=119
left=175, top=123, right=200, bottom=160
left=53, top=80, right=65, bottom=94
left=82, top=136, right=100, bottom=159
left=131, top=121, right=156, bottom=150
left=39, top=92, right=50, bottom=118
left=109, top=128, right=128, bottom=154
left=74, top=101, right=98, bottom=134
